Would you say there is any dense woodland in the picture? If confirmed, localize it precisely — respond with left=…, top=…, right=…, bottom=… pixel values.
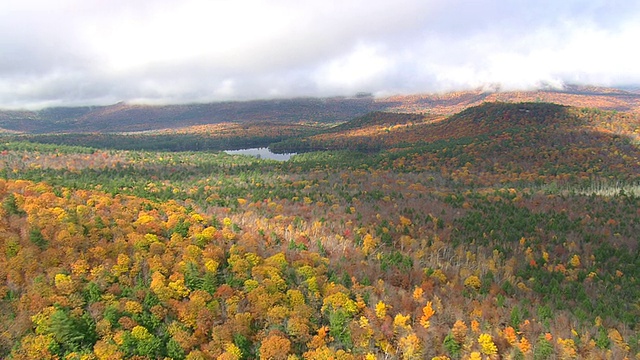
left=0, top=99, right=639, bottom=359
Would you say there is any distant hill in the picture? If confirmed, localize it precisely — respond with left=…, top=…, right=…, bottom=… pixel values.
left=382, top=85, right=640, bottom=115
left=270, top=101, right=640, bottom=154
left=0, top=98, right=390, bottom=134
left=0, top=85, right=639, bottom=134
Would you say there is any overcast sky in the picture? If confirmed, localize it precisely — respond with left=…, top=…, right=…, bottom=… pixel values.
left=1, top=0, right=639, bottom=109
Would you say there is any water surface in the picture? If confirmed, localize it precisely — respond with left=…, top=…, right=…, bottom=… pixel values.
left=224, top=147, right=295, bottom=161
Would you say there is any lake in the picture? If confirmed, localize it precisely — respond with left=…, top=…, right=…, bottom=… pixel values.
left=224, top=147, right=296, bottom=161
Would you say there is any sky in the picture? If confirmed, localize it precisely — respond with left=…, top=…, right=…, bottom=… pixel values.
left=1, top=0, right=639, bottom=110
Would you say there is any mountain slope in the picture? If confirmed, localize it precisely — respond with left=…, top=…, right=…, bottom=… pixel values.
left=270, top=102, right=568, bottom=152
left=383, top=85, right=640, bottom=114
left=0, top=97, right=388, bottom=133
left=1, top=85, right=639, bottom=134
left=272, top=102, right=640, bottom=186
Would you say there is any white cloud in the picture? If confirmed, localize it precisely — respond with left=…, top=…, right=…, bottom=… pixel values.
left=314, top=43, right=394, bottom=93
left=0, top=0, right=639, bottom=109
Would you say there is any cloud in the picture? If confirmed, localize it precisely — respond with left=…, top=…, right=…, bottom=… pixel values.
left=0, top=0, right=639, bottom=109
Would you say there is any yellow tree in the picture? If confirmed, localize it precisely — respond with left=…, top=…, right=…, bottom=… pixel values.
left=259, top=332, right=291, bottom=360
left=420, top=301, right=435, bottom=329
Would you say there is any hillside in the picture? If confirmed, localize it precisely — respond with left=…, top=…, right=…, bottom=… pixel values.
left=271, top=102, right=640, bottom=157
left=0, top=97, right=388, bottom=134
left=7, top=122, right=321, bottom=152
left=1, top=85, right=639, bottom=134
left=382, top=85, right=640, bottom=115
left=0, top=101, right=638, bottom=359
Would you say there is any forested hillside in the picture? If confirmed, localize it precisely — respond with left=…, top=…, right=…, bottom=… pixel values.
left=0, top=101, right=638, bottom=359
left=1, top=85, right=639, bottom=134
left=0, top=97, right=386, bottom=134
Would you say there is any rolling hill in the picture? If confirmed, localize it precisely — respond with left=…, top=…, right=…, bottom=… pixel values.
left=0, top=85, right=639, bottom=134
left=0, top=97, right=389, bottom=134
left=271, top=101, right=639, bottom=157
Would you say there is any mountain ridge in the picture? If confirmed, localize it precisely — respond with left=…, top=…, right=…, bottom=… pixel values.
left=0, top=85, right=639, bottom=134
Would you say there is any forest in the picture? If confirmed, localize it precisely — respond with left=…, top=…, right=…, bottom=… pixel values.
left=0, top=99, right=639, bottom=359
